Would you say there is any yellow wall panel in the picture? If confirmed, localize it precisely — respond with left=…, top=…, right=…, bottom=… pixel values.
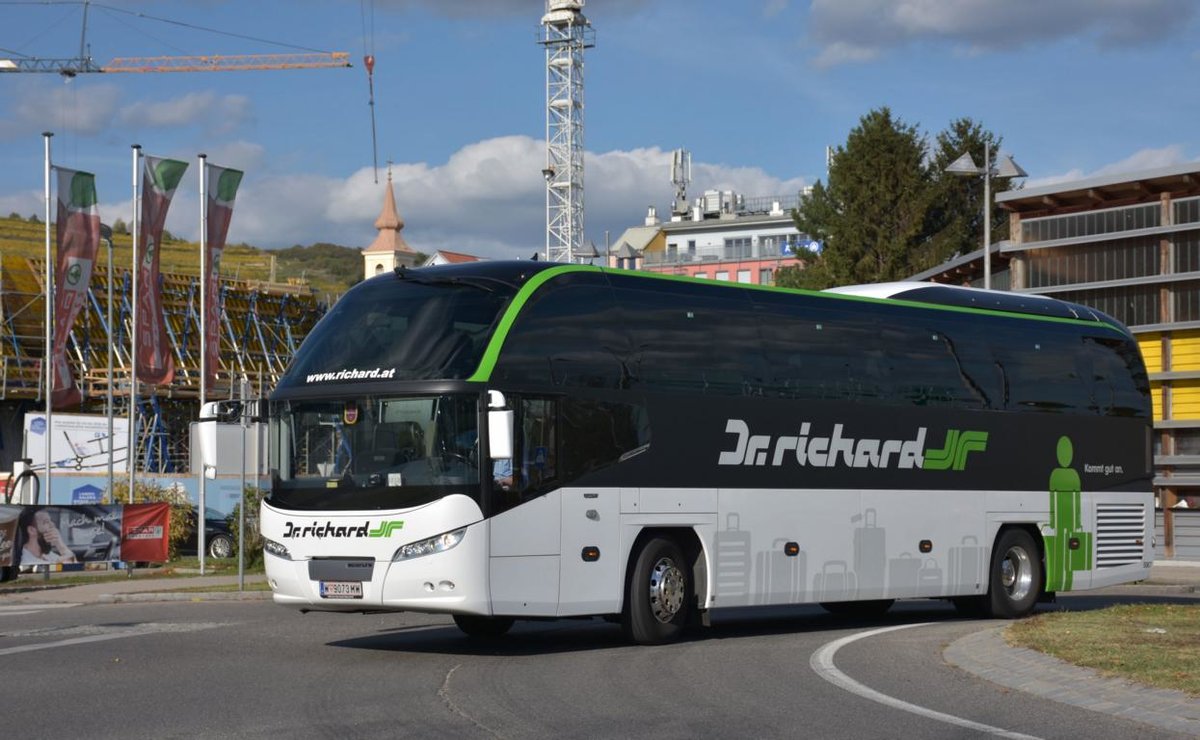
left=1137, top=332, right=1162, bottom=373
left=1151, top=382, right=1163, bottom=421
left=1172, top=331, right=1200, bottom=371
left=1170, top=380, right=1200, bottom=420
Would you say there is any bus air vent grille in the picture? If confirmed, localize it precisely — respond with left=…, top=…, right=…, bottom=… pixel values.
left=1095, top=502, right=1146, bottom=568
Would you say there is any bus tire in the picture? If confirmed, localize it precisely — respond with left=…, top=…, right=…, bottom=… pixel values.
left=985, top=528, right=1042, bottom=619
left=819, top=599, right=894, bottom=617
left=622, top=536, right=691, bottom=645
left=453, top=614, right=515, bottom=639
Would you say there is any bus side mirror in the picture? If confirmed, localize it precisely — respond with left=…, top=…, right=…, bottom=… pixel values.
left=488, top=409, right=514, bottom=460
left=487, top=390, right=513, bottom=460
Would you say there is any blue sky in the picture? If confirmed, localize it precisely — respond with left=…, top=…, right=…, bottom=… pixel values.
left=1, top=0, right=1198, bottom=259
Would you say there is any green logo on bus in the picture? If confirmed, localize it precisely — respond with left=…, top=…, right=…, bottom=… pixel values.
left=923, top=429, right=989, bottom=471
left=368, top=520, right=405, bottom=538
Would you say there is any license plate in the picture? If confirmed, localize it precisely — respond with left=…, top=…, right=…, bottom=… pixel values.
left=319, top=580, right=363, bottom=599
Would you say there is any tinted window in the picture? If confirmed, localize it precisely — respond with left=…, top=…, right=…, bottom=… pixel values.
left=281, top=277, right=511, bottom=387
left=751, top=292, right=885, bottom=401
left=560, top=398, right=650, bottom=482
left=611, top=275, right=768, bottom=396
left=494, top=272, right=627, bottom=389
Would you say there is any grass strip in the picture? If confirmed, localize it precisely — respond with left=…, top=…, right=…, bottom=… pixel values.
left=1007, top=603, right=1200, bottom=697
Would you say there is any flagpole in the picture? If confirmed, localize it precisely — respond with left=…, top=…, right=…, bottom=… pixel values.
left=42, top=132, right=53, bottom=505
left=198, top=153, right=208, bottom=575
left=104, top=222, right=114, bottom=503
left=129, top=144, right=141, bottom=506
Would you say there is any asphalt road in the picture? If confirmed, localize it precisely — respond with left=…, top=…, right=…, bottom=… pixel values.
left=2, top=592, right=1197, bottom=739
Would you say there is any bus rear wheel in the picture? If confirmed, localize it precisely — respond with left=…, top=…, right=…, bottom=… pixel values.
left=985, top=529, right=1042, bottom=619
left=623, top=537, right=691, bottom=645
left=453, top=614, right=515, bottom=639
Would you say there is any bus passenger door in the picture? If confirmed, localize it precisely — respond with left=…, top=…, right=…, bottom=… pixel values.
left=558, top=488, right=621, bottom=616
left=487, top=397, right=561, bottom=616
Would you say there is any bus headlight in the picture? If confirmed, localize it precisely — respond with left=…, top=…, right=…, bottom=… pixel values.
left=263, top=538, right=291, bottom=560
left=393, top=528, right=466, bottom=562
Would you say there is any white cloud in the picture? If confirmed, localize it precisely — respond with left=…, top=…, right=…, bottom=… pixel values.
left=1025, top=145, right=1195, bottom=188
left=809, top=0, right=1196, bottom=66
left=0, top=81, right=121, bottom=138
left=155, top=135, right=808, bottom=259
left=118, top=92, right=253, bottom=135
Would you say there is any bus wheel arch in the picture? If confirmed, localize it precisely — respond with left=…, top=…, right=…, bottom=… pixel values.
left=985, top=525, right=1044, bottom=619
left=621, top=528, right=702, bottom=644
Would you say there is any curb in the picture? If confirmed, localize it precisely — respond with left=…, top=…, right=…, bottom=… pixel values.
left=101, top=591, right=273, bottom=603
left=945, top=626, right=1200, bottom=736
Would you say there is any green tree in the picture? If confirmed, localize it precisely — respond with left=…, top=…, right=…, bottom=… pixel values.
left=112, top=217, right=129, bottom=235
left=792, top=108, right=933, bottom=289
left=920, top=117, right=1017, bottom=273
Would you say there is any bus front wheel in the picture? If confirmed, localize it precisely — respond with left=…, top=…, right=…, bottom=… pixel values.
left=623, top=537, right=692, bottom=645
left=985, top=528, right=1042, bottom=619
left=453, top=614, right=515, bottom=639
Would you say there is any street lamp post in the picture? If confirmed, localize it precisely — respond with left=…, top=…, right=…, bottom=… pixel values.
left=946, top=148, right=1026, bottom=290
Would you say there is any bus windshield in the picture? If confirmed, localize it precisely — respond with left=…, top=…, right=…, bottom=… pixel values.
left=277, top=275, right=514, bottom=390
left=267, top=394, right=481, bottom=511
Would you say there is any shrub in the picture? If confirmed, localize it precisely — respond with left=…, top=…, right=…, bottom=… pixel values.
left=228, top=484, right=265, bottom=567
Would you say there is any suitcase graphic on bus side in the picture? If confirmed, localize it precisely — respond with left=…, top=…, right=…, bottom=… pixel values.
left=918, top=557, right=944, bottom=594
left=948, top=535, right=983, bottom=591
left=853, top=509, right=886, bottom=598
left=754, top=538, right=806, bottom=605
left=715, top=513, right=752, bottom=606
left=813, top=560, right=856, bottom=602
left=887, top=551, right=921, bottom=597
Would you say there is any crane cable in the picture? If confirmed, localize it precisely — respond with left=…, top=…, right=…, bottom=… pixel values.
left=361, top=0, right=379, bottom=184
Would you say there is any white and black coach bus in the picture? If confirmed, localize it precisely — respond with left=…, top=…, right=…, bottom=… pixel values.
left=210, top=262, right=1153, bottom=644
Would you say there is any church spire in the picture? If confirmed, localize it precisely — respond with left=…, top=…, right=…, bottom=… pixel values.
left=366, top=163, right=413, bottom=254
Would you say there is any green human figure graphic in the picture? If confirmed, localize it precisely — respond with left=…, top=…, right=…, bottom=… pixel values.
left=1046, top=436, right=1092, bottom=591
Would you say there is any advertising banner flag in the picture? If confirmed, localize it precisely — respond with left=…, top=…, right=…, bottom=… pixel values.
left=203, top=163, right=243, bottom=388
left=0, top=504, right=171, bottom=567
left=120, top=502, right=170, bottom=562
left=51, top=168, right=101, bottom=409
left=136, top=155, right=188, bottom=386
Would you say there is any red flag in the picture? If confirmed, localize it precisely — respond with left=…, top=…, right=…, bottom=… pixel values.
left=135, top=156, right=188, bottom=386
left=120, top=502, right=170, bottom=562
left=51, top=168, right=101, bottom=409
left=204, top=163, right=243, bottom=388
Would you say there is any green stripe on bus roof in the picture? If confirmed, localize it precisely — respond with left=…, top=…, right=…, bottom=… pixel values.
left=467, top=264, right=602, bottom=382
left=467, top=264, right=1125, bottom=383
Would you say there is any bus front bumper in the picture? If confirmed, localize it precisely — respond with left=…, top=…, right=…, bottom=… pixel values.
left=263, top=521, right=492, bottom=615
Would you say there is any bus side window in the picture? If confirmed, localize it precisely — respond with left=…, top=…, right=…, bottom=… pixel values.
left=503, top=398, right=558, bottom=507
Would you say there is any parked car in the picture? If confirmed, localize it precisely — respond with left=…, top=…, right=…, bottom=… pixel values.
left=184, top=507, right=235, bottom=559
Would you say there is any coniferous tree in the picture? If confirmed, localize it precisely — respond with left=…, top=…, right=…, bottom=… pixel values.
left=786, top=108, right=932, bottom=289
left=921, top=118, right=1017, bottom=273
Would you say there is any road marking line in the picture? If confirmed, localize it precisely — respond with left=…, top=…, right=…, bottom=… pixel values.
left=810, top=623, right=1042, bottom=740
left=0, top=604, right=81, bottom=612
left=0, top=622, right=222, bottom=655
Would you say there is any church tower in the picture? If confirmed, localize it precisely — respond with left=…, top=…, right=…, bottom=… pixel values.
left=362, top=166, right=419, bottom=279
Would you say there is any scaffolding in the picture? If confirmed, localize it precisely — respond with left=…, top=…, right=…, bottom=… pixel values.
left=0, top=253, right=327, bottom=472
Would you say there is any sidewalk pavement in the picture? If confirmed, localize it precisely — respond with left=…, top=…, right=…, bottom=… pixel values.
left=0, top=572, right=270, bottom=605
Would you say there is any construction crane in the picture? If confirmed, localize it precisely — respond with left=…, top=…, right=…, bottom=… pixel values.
left=0, top=52, right=351, bottom=75
left=0, top=1, right=351, bottom=77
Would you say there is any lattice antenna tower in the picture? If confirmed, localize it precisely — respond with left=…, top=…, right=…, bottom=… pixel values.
left=538, top=1, right=595, bottom=262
